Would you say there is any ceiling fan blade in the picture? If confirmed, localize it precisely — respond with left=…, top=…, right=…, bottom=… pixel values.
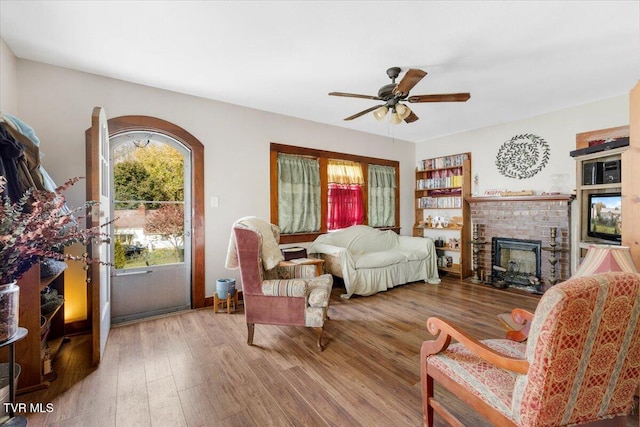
left=407, top=93, right=471, bottom=103
left=394, top=69, right=427, bottom=96
left=329, top=92, right=382, bottom=100
left=344, top=105, right=386, bottom=121
left=404, top=111, right=419, bottom=123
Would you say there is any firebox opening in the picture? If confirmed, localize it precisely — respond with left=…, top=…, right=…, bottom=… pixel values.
left=492, top=237, right=542, bottom=292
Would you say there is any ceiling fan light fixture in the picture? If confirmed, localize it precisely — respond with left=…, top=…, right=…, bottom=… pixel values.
left=396, top=103, right=411, bottom=120
left=330, top=67, right=468, bottom=124
left=390, top=111, right=403, bottom=125
left=373, top=106, right=388, bottom=121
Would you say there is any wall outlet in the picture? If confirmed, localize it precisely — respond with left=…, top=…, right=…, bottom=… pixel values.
left=210, top=196, right=219, bottom=208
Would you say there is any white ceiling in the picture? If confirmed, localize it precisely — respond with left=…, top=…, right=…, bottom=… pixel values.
left=1, top=1, right=639, bottom=143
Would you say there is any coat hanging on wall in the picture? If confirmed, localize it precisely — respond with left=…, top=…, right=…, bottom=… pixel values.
left=0, top=113, right=60, bottom=200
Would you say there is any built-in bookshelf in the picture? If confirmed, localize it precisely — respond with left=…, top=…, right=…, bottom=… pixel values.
left=414, top=153, right=472, bottom=279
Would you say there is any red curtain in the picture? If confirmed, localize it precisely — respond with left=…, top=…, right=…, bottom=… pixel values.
left=327, top=184, right=364, bottom=230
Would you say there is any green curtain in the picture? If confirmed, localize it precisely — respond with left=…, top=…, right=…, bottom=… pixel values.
left=368, top=164, right=396, bottom=227
left=277, top=154, right=321, bottom=234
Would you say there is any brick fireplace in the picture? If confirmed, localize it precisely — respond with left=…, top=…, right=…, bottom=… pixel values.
left=492, top=237, right=542, bottom=292
left=468, top=195, right=573, bottom=292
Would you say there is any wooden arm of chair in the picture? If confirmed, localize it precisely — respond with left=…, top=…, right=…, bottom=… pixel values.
left=511, top=308, right=534, bottom=324
left=498, top=308, right=534, bottom=342
left=423, top=317, right=530, bottom=375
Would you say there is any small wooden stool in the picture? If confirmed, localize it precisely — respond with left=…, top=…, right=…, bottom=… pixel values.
left=213, top=291, right=238, bottom=314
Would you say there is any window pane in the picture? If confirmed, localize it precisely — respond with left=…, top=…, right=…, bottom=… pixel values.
left=277, top=154, right=321, bottom=233
left=327, top=160, right=364, bottom=184
left=327, top=183, right=364, bottom=230
left=113, top=141, right=185, bottom=268
left=368, top=164, right=396, bottom=227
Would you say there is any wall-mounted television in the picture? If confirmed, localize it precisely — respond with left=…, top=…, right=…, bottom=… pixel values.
left=587, top=192, right=622, bottom=243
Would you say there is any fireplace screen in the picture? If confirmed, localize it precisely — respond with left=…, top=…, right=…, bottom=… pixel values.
left=492, top=237, right=542, bottom=289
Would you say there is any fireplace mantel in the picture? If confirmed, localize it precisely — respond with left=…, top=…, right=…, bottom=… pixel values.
left=467, top=194, right=574, bottom=203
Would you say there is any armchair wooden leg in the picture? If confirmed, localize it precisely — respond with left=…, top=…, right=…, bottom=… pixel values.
left=314, top=327, right=324, bottom=352
left=247, top=322, right=255, bottom=346
left=421, top=350, right=434, bottom=427
left=423, top=376, right=437, bottom=427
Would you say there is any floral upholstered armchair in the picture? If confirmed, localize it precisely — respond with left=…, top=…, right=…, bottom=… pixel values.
left=229, top=218, right=333, bottom=351
left=421, top=272, right=640, bottom=426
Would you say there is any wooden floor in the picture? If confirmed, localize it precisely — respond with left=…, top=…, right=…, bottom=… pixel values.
left=19, top=277, right=639, bottom=427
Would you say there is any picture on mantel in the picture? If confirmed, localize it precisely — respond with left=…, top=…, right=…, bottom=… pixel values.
left=495, top=133, right=550, bottom=179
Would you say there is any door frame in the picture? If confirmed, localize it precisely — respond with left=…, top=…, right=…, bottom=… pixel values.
left=109, top=130, right=193, bottom=323
left=105, top=115, right=205, bottom=309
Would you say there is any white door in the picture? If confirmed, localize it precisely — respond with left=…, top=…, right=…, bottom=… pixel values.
left=86, top=107, right=112, bottom=366
left=109, top=132, right=192, bottom=323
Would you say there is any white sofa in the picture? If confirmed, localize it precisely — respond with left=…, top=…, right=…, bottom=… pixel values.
left=309, top=225, right=440, bottom=299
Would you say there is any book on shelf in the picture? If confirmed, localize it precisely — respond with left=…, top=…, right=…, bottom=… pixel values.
left=417, top=153, right=468, bottom=171
left=418, top=196, right=462, bottom=209
left=416, top=174, right=463, bottom=190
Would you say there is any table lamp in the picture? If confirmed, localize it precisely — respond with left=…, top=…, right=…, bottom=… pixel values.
left=572, top=244, right=638, bottom=277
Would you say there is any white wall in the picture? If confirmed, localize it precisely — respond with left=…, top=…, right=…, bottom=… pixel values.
left=416, top=95, right=629, bottom=195
left=0, top=38, right=18, bottom=114
left=4, top=47, right=631, bottom=300
left=12, top=59, right=416, bottom=296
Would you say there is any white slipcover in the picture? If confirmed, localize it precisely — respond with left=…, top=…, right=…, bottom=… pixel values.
left=309, top=225, right=440, bottom=299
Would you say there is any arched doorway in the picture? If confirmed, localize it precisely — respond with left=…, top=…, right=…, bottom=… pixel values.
left=107, top=116, right=205, bottom=310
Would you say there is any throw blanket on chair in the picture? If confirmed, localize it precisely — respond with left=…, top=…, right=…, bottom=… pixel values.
left=226, top=216, right=284, bottom=271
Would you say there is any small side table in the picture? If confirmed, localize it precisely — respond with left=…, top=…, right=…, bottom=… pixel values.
left=278, top=258, right=325, bottom=277
left=1, top=327, right=28, bottom=427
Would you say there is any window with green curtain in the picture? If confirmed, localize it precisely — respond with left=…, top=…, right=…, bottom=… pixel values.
left=368, top=164, right=396, bottom=227
left=277, top=153, right=321, bottom=234
left=270, top=143, right=399, bottom=243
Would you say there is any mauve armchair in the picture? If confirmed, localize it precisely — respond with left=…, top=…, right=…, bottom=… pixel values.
left=421, top=271, right=640, bottom=426
left=233, top=225, right=333, bottom=351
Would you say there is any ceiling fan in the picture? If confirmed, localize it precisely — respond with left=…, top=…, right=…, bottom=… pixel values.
left=329, top=67, right=470, bottom=124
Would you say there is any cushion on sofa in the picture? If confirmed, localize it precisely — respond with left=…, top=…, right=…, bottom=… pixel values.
left=355, top=251, right=407, bottom=269
left=395, top=249, right=429, bottom=261
left=325, top=225, right=399, bottom=254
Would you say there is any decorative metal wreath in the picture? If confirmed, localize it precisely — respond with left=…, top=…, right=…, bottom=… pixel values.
left=495, top=133, right=550, bottom=179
